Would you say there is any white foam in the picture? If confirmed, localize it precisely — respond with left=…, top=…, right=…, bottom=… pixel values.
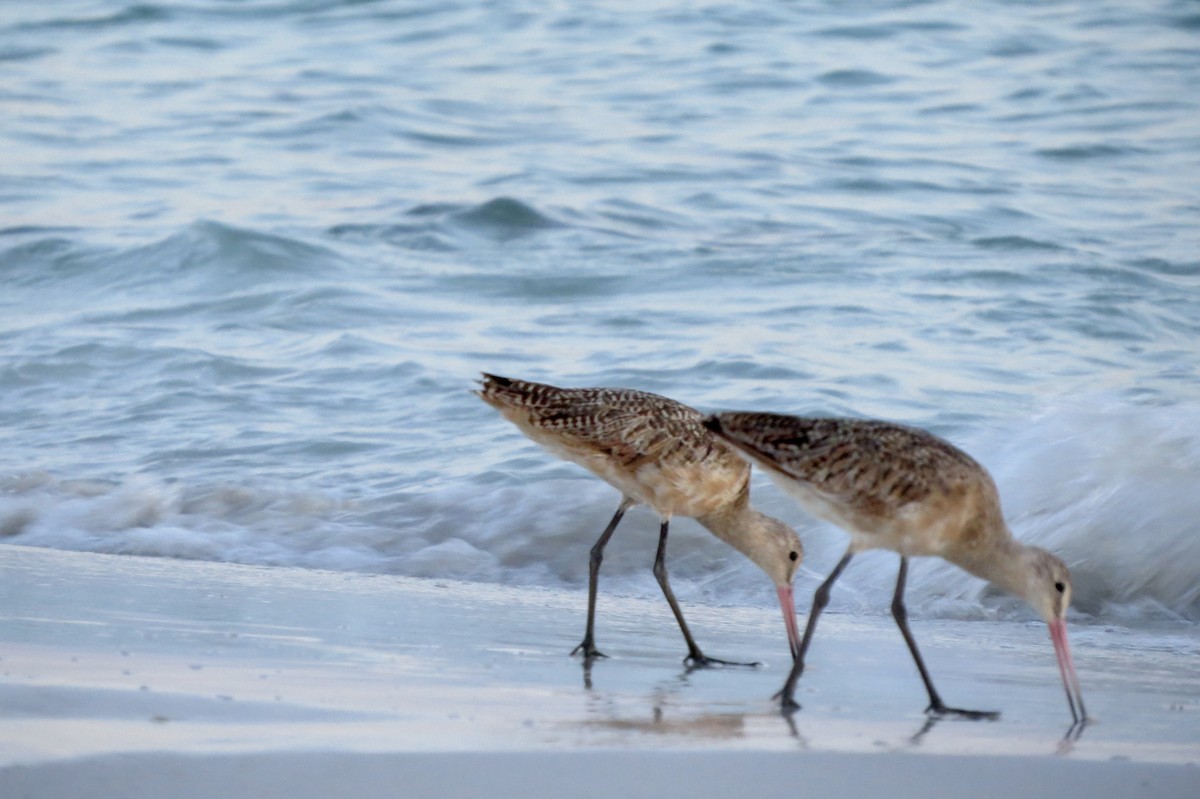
left=4, top=398, right=1198, bottom=626
left=977, top=398, right=1200, bottom=620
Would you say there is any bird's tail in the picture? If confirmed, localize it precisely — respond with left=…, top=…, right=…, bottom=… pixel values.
left=474, top=373, right=563, bottom=411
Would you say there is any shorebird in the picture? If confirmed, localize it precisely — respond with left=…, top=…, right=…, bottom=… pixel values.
left=475, top=374, right=803, bottom=667
left=703, top=412, right=1087, bottom=723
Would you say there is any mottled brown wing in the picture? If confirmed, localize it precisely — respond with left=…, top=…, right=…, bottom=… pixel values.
left=477, top=374, right=719, bottom=468
left=707, top=412, right=983, bottom=509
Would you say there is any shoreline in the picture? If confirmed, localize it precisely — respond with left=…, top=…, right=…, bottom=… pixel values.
left=2, top=544, right=1198, bottom=796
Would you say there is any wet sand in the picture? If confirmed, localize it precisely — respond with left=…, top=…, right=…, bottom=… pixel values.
left=2, top=545, right=1197, bottom=797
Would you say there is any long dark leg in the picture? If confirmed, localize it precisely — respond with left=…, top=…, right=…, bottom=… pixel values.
left=892, top=556, right=998, bottom=720
left=653, top=519, right=759, bottom=668
left=777, top=548, right=854, bottom=711
left=891, top=557, right=944, bottom=711
left=572, top=498, right=633, bottom=660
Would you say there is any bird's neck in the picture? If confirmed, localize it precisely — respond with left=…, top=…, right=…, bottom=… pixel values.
left=695, top=500, right=754, bottom=548
left=955, top=535, right=1031, bottom=601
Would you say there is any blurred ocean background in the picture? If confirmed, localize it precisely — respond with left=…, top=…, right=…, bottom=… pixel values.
left=2, top=0, right=1199, bottom=628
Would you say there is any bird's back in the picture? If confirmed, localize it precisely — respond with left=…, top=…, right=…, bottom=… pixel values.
left=477, top=374, right=749, bottom=516
left=706, top=413, right=1004, bottom=556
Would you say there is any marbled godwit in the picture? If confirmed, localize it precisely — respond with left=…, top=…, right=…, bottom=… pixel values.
left=476, top=374, right=803, bottom=667
left=703, top=412, right=1087, bottom=723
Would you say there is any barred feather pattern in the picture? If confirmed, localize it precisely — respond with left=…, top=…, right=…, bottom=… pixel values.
left=475, top=373, right=749, bottom=518
left=705, top=413, right=985, bottom=507
left=704, top=412, right=1006, bottom=560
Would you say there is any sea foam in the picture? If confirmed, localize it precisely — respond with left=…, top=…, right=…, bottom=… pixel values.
left=4, top=398, right=1198, bottom=625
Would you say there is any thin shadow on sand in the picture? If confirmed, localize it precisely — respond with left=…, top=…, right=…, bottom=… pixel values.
left=576, top=659, right=807, bottom=746
left=908, top=710, right=1089, bottom=755
left=1056, top=718, right=1092, bottom=756
left=907, top=710, right=999, bottom=747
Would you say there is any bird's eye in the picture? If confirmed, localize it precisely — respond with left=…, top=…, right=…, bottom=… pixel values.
left=1054, top=581, right=1065, bottom=593
left=789, top=551, right=799, bottom=562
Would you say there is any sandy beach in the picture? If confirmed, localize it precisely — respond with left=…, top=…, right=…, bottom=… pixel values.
left=2, top=544, right=1197, bottom=798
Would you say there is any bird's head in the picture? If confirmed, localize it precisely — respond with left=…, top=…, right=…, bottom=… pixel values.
left=1018, top=547, right=1088, bottom=724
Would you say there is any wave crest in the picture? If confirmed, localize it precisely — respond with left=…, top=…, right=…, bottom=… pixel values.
left=3, top=398, right=1198, bottom=626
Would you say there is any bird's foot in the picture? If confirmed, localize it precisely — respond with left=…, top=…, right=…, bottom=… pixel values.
left=772, top=689, right=801, bottom=714
left=571, top=640, right=608, bottom=661
left=683, top=652, right=761, bottom=670
left=771, top=675, right=801, bottom=710
left=1058, top=717, right=1091, bottom=752
left=771, top=664, right=805, bottom=712
left=925, top=701, right=999, bottom=721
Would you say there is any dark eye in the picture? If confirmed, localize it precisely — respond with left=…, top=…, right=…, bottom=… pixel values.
left=789, top=551, right=799, bottom=562
left=1054, top=581, right=1065, bottom=593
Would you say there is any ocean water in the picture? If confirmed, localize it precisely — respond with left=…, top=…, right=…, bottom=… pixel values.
left=2, top=1, right=1199, bottom=629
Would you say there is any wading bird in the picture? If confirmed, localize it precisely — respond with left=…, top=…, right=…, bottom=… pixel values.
left=476, top=374, right=803, bottom=667
left=703, top=411, right=1086, bottom=722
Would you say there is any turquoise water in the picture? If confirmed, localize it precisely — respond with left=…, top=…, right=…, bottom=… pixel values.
left=2, top=1, right=1199, bottom=623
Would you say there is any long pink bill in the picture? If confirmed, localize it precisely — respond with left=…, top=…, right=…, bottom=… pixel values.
left=1049, top=618, right=1087, bottom=724
left=777, top=584, right=801, bottom=661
